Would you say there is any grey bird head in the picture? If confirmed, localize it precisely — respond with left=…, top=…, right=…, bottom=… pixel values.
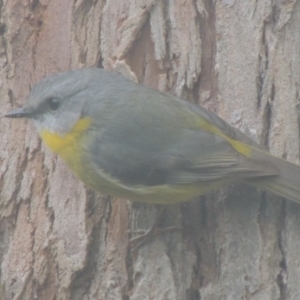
left=4, top=68, right=122, bottom=136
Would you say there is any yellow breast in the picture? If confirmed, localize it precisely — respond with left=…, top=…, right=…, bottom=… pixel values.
left=40, top=118, right=92, bottom=169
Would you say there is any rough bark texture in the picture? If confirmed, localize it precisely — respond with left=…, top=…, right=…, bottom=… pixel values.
left=1, top=0, right=300, bottom=299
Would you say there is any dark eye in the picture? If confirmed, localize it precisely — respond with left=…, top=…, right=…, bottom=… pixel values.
left=47, top=98, right=60, bottom=111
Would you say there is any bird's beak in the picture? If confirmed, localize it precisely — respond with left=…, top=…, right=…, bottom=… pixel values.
left=4, top=106, right=33, bottom=118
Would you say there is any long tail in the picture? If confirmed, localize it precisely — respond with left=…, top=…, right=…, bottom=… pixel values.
left=246, top=148, right=300, bottom=204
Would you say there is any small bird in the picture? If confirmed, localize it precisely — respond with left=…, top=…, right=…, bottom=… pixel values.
left=5, top=68, right=300, bottom=205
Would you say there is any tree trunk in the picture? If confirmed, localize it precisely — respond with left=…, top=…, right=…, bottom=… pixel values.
left=1, top=0, right=300, bottom=299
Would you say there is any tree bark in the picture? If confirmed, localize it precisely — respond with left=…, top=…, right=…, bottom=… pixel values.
left=1, top=0, right=300, bottom=299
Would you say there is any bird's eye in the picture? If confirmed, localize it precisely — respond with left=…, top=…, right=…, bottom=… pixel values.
left=47, top=98, right=60, bottom=111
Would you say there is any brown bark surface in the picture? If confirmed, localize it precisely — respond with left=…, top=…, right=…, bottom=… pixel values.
left=1, top=1, right=300, bottom=299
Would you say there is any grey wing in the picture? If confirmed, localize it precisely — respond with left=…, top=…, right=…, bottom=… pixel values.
left=88, top=122, right=278, bottom=187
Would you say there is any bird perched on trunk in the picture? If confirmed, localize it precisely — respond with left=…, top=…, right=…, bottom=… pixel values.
left=5, top=68, right=300, bottom=205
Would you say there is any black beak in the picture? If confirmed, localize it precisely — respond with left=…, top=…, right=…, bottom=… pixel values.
left=4, top=106, right=33, bottom=118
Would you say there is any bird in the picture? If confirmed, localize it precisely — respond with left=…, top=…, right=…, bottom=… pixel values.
left=5, top=68, right=300, bottom=206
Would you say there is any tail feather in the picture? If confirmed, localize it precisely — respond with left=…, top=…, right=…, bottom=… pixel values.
left=246, top=148, right=300, bottom=203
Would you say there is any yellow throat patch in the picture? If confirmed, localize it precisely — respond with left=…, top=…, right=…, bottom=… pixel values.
left=40, top=117, right=92, bottom=160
